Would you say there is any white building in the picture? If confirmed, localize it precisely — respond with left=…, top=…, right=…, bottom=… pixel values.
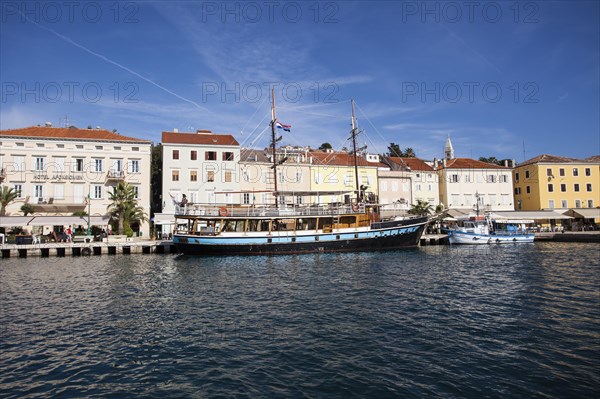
left=438, top=158, right=514, bottom=212
left=384, top=157, right=440, bottom=207
left=157, top=130, right=240, bottom=235
left=0, top=125, right=152, bottom=236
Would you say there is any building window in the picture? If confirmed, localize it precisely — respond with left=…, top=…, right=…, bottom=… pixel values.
left=191, top=150, right=197, bottom=161
left=392, top=182, right=398, bottom=192
left=585, top=168, right=591, bottom=176
left=94, top=159, right=103, bottom=172
left=526, top=186, right=531, bottom=194
left=243, top=193, right=250, bottom=205
left=132, top=147, right=139, bottom=152
left=205, top=151, right=217, bottom=161
left=560, top=184, right=566, bottom=192
left=525, top=170, right=530, bottom=179
left=57, top=144, right=64, bottom=149
left=514, top=187, right=521, bottom=195
left=548, top=199, right=555, bottom=209
left=515, top=172, right=519, bottom=181
left=548, top=184, right=553, bottom=192
left=296, top=196, right=303, bottom=205
left=114, top=146, right=121, bottom=151
left=464, top=174, right=471, bottom=183
left=588, top=200, right=594, bottom=208
left=34, top=184, right=43, bottom=199
left=132, top=186, right=139, bottom=199
left=586, top=183, right=592, bottom=192
left=451, top=174, right=459, bottom=183
left=13, top=184, right=23, bottom=198
left=575, top=200, right=581, bottom=208
left=172, top=170, right=179, bottom=181
left=95, top=145, right=103, bottom=150
left=130, top=160, right=140, bottom=173
left=190, top=171, right=198, bottom=182
left=93, top=185, right=103, bottom=199
left=561, top=200, right=568, bottom=208
left=416, top=183, right=422, bottom=191
left=559, top=168, right=565, bottom=176
left=500, top=175, right=508, bottom=183
left=35, top=157, right=45, bottom=171
left=487, top=175, right=497, bottom=183
left=75, top=158, right=84, bottom=172
left=225, top=171, right=232, bottom=183
left=76, top=145, right=83, bottom=149
left=54, top=184, right=64, bottom=200
left=546, top=168, right=552, bottom=176
left=223, top=152, right=234, bottom=161
left=574, top=184, right=580, bottom=192
left=172, top=150, right=179, bottom=160
left=573, top=168, right=578, bottom=176
left=207, top=170, right=215, bottom=182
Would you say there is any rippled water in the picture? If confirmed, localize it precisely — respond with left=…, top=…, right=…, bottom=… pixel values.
left=1, top=243, right=599, bottom=398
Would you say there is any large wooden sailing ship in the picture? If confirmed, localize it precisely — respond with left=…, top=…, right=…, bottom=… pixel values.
left=172, top=93, right=428, bottom=255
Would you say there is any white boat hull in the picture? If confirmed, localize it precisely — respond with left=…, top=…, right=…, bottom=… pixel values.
left=447, top=230, right=534, bottom=245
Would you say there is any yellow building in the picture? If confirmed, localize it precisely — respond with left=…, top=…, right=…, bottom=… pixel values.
left=513, top=154, right=600, bottom=212
left=309, top=150, right=381, bottom=204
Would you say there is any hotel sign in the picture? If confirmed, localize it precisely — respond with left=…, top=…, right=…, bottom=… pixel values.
left=33, top=174, right=84, bottom=181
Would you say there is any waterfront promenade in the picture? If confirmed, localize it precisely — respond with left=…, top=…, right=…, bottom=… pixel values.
left=1, top=232, right=598, bottom=258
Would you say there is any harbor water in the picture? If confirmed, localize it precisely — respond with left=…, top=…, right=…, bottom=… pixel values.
left=1, top=243, right=599, bottom=398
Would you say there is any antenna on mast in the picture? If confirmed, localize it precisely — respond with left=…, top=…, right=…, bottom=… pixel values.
left=270, top=87, right=279, bottom=208
left=350, top=99, right=361, bottom=203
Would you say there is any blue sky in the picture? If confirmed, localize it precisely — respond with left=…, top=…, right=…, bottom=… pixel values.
left=1, top=1, right=598, bottom=162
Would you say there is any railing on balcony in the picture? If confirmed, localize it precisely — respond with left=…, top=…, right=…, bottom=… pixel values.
left=175, top=203, right=367, bottom=218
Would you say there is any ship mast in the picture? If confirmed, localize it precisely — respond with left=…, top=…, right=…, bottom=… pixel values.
left=350, top=99, right=361, bottom=203
left=271, top=87, right=279, bottom=208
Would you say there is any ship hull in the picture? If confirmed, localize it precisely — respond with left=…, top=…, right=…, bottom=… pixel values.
left=173, top=221, right=427, bottom=256
left=447, top=230, right=534, bottom=245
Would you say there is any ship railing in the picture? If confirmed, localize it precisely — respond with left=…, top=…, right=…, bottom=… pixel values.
left=175, top=203, right=366, bottom=218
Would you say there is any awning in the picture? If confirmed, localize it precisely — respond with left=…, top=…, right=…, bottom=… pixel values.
left=562, top=208, right=600, bottom=219
left=491, top=211, right=572, bottom=220
left=27, top=216, right=110, bottom=226
left=153, top=213, right=176, bottom=225
left=0, top=215, right=110, bottom=227
left=494, top=219, right=535, bottom=224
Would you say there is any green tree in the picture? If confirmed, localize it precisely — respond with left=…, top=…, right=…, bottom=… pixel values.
left=404, top=147, right=416, bottom=158
left=408, top=199, right=433, bottom=216
left=151, top=143, right=163, bottom=214
left=479, top=156, right=502, bottom=166
left=0, top=185, right=19, bottom=216
left=388, top=142, right=402, bottom=157
left=107, top=182, right=137, bottom=235
left=20, top=203, right=35, bottom=216
left=319, top=142, right=332, bottom=151
left=122, top=202, right=148, bottom=237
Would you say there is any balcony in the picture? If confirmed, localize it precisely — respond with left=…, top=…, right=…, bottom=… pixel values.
left=106, top=170, right=126, bottom=182
left=31, top=196, right=86, bottom=213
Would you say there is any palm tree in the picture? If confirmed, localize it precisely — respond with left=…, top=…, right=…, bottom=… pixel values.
left=0, top=185, right=19, bottom=216
left=409, top=199, right=433, bottom=216
left=107, top=182, right=137, bottom=234
left=122, top=202, right=148, bottom=235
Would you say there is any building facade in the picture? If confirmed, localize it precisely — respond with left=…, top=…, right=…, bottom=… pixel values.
left=160, top=130, right=240, bottom=212
left=0, top=126, right=152, bottom=235
left=438, top=158, right=514, bottom=212
left=385, top=157, right=440, bottom=207
left=512, top=154, right=600, bottom=211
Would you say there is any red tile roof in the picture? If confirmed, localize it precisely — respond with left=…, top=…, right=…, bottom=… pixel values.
left=309, top=150, right=376, bottom=167
left=162, top=131, right=239, bottom=146
left=585, top=155, right=600, bottom=163
left=0, top=126, right=150, bottom=142
left=443, top=158, right=509, bottom=169
left=517, top=154, right=588, bottom=167
left=388, top=157, right=434, bottom=171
